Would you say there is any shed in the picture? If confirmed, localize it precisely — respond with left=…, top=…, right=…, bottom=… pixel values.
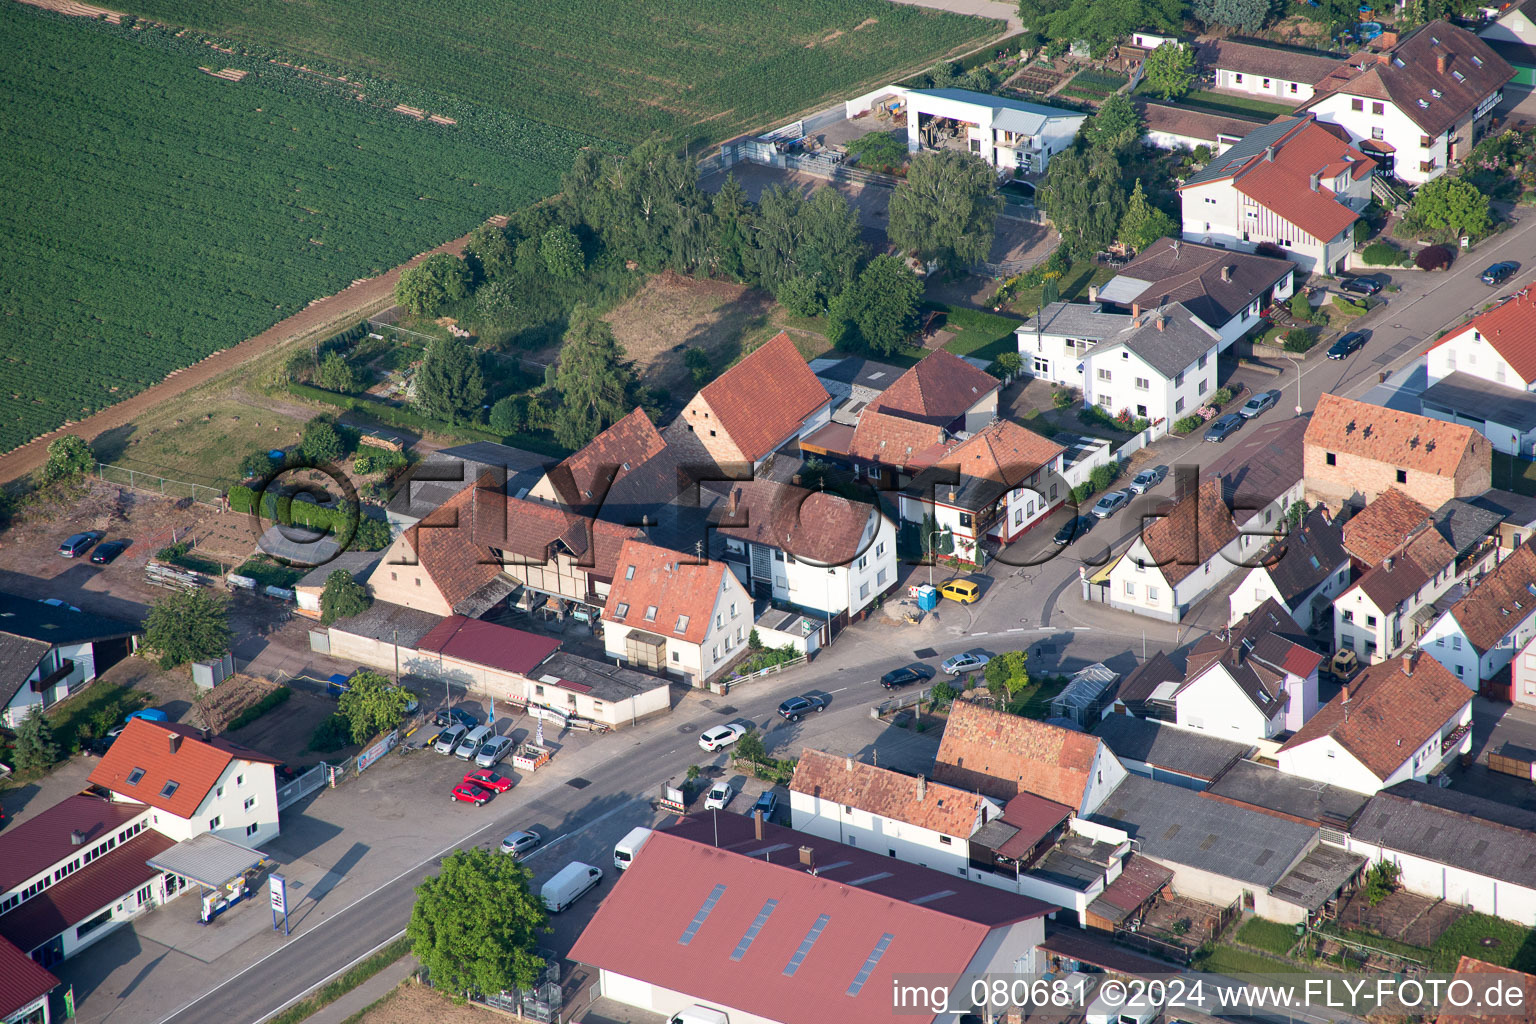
left=1050, top=663, right=1119, bottom=725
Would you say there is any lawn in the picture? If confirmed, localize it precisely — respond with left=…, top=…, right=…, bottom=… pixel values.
left=931, top=304, right=1026, bottom=363
left=92, top=392, right=312, bottom=489
left=1198, top=944, right=1309, bottom=975
left=1237, top=917, right=1301, bottom=957
left=1003, top=261, right=1117, bottom=318
left=1325, top=914, right=1536, bottom=972
left=1157, top=88, right=1298, bottom=119
left=47, top=685, right=152, bottom=761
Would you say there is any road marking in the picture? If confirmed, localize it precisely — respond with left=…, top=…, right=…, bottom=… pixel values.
left=1007, top=627, right=1025, bottom=633
left=972, top=631, right=990, bottom=636
left=829, top=687, right=849, bottom=694
left=535, top=799, right=637, bottom=858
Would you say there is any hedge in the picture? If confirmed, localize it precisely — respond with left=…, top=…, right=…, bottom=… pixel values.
left=1360, top=241, right=1403, bottom=266
left=228, top=687, right=292, bottom=731
left=286, top=383, right=568, bottom=456
left=1173, top=415, right=1203, bottom=435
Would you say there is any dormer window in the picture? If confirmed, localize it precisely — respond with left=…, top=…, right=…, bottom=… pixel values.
left=1452, top=70, right=1465, bottom=82
left=1430, top=88, right=1442, bottom=99
left=1392, top=57, right=1405, bottom=67
left=674, top=614, right=689, bottom=634
left=643, top=605, right=658, bottom=622
left=615, top=602, right=629, bottom=617
left=161, top=781, right=180, bottom=798
left=1418, top=99, right=1430, bottom=108
left=1471, top=55, right=1483, bottom=66
left=126, top=767, right=145, bottom=786
left=624, top=565, right=635, bottom=580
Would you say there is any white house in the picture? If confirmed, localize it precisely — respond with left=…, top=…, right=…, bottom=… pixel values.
left=1174, top=599, right=1324, bottom=741
left=0, top=594, right=139, bottom=728
left=1140, top=100, right=1261, bottom=156
left=601, top=539, right=753, bottom=686
left=1228, top=507, right=1351, bottom=629
left=903, top=88, right=1086, bottom=177
left=1419, top=542, right=1536, bottom=685
left=1197, top=38, right=1345, bottom=104
left=1422, top=290, right=1536, bottom=456
left=709, top=479, right=897, bottom=624
left=1276, top=654, right=1473, bottom=795
left=1508, top=631, right=1536, bottom=711
left=1178, top=115, right=1375, bottom=274
left=87, top=719, right=283, bottom=846
left=1479, top=0, right=1536, bottom=87
left=1333, top=524, right=1463, bottom=664
left=1106, top=479, right=1248, bottom=623
left=1304, top=21, right=1513, bottom=183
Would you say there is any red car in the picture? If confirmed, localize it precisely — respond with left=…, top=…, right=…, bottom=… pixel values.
left=463, top=769, right=513, bottom=793
left=450, top=783, right=492, bottom=806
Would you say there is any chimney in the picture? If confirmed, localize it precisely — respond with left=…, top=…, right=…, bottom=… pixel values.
left=845, top=755, right=854, bottom=771
left=947, top=488, right=956, bottom=502
left=800, top=845, right=815, bottom=871
left=1436, top=53, right=1449, bottom=75
left=918, top=776, right=927, bottom=800
left=168, top=733, right=182, bottom=755
left=70, top=830, right=86, bottom=846
left=1220, top=265, right=1233, bottom=283
left=1403, top=651, right=1415, bottom=676
left=1342, top=685, right=1350, bottom=705
left=1088, top=284, right=1099, bottom=304
left=1384, top=556, right=1395, bottom=572
left=1265, top=145, right=1275, bottom=162
left=1132, top=301, right=1141, bottom=319
left=1309, top=171, right=1320, bottom=192
left=754, top=810, right=764, bottom=841
left=1155, top=314, right=1166, bottom=332
left=730, top=487, right=741, bottom=515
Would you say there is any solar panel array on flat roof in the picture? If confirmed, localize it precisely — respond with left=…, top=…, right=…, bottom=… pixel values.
left=679, top=883, right=727, bottom=946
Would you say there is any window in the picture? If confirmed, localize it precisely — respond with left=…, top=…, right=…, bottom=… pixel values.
left=415, top=578, right=421, bottom=587
left=1453, top=635, right=1463, bottom=651
left=127, top=767, right=145, bottom=786
left=672, top=651, right=681, bottom=662
left=1420, top=135, right=1432, bottom=148
left=1174, top=371, right=1185, bottom=386
left=674, top=614, right=689, bottom=635
left=1234, top=73, right=1244, bottom=83
left=1325, top=452, right=1337, bottom=466
left=1372, top=102, right=1384, bottom=115
left=1366, top=614, right=1378, bottom=628
left=939, top=836, right=952, bottom=845
left=246, top=823, right=259, bottom=837
left=1419, top=160, right=1436, bottom=173
left=1452, top=70, right=1464, bottom=82
left=730, top=602, right=737, bottom=617
left=244, top=796, right=255, bottom=811
left=1175, top=397, right=1185, bottom=413
left=1198, top=353, right=1208, bottom=369
left=715, top=613, right=722, bottom=628
left=390, top=572, right=397, bottom=581
left=625, top=565, right=635, bottom=580
left=877, top=568, right=887, bottom=586
left=1343, top=609, right=1354, bottom=622
left=1396, top=469, right=1407, bottom=483
left=712, top=646, right=720, bottom=661
left=859, top=582, right=870, bottom=600
left=1124, top=581, right=1136, bottom=596
left=615, top=602, right=629, bottom=617
left=1289, top=82, right=1298, bottom=94
left=216, top=786, right=223, bottom=799
left=1147, top=586, right=1159, bottom=601
left=643, top=605, right=657, bottom=622
left=236, top=775, right=243, bottom=787
left=1135, top=377, right=1150, bottom=391
left=1351, top=98, right=1364, bottom=111
left=209, top=816, right=222, bottom=830
left=1199, top=379, right=1209, bottom=394
left=1097, top=368, right=1112, bottom=381
left=535, top=684, right=545, bottom=696
left=875, top=542, right=885, bottom=558
left=856, top=555, right=867, bottom=570
left=1014, top=508, right=1023, bottom=526
left=161, top=781, right=179, bottom=799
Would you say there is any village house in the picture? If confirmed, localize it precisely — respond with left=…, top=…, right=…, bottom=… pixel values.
left=1202, top=414, right=1309, bottom=535
left=1104, top=478, right=1245, bottom=623
left=1333, top=523, right=1462, bottom=664
left=1422, top=290, right=1536, bottom=455
left=384, top=440, right=552, bottom=531
left=1174, top=599, right=1324, bottom=741
left=1276, top=653, right=1473, bottom=794
left=529, top=406, right=671, bottom=514
left=677, top=332, right=832, bottom=470
left=1302, top=393, right=1491, bottom=509
left=808, top=355, right=907, bottom=426
left=0, top=593, right=139, bottom=729
left=1196, top=38, right=1346, bottom=104
left=902, top=88, right=1086, bottom=177
left=1341, top=487, right=1435, bottom=569
left=1305, top=21, right=1513, bottom=182
left=1228, top=507, right=1351, bottom=630
left=1419, top=541, right=1536, bottom=685
left=1094, top=714, right=1251, bottom=791
left=1178, top=114, right=1375, bottom=274
left=1138, top=100, right=1262, bottom=156
left=371, top=483, right=512, bottom=618
left=0, top=933, right=57, bottom=1024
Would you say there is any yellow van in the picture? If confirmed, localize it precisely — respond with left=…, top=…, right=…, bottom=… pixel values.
left=939, top=579, right=980, bottom=604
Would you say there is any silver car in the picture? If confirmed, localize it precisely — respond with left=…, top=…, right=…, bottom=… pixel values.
left=500, top=830, right=541, bottom=858
left=434, top=723, right=468, bottom=755
left=475, top=735, right=513, bottom=768
left=455, top=724, right=493, bottom=760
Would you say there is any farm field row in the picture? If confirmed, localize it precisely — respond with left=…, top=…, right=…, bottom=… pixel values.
left=118, top=0, right=1000, bottom=146
left=0, top=7, right=597, bottom=453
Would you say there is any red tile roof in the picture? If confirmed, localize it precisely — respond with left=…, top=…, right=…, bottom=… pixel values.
left=0, top=828, right=175, bottom=954
left=0, top=936, right=57, bottom=1016
left=88, top=720, right=279, bottom=820
left=1278, top=653, right=1471, bottom=780
left=416, top=615, right=561, bottom=675
left=697, top=333, right=830, bottom=461
left=933, top=699, right=1107, bottom=810
left=603, top=540, right=738, bottom=646
left=1429, top=289, right=1536, bottom=386
left=403, top=483, right=504, bottom=611
left=1437, top=957, right=1536, bottom=1024
left=1443, top=541, right=1536, bottom=653
left=871, top=350, right=1000, bottom=428
left=912, top=418, right=1066, bottom=488
left=541, top=407, right=667, bottom=508
left=1196, top=38, right=1346, bottom=84
left=476, top=493, right=639, bottom=580
left=1343, top=488, right=1433, bottom=565
left=0, top=794, right=148, bottom=891
left=710, top=479, right=875, bottom=566
left=791, top=749, right=994, bottom=837
left=1348, top=521, right=1458, bottom=611
left=847, top=408, right=947, bottom=467
left=994, top=792, right=1074, bottom=860
left=1305, top=393, right=1486, bottom=478
left=1138, top=478, right=1240, bottom=585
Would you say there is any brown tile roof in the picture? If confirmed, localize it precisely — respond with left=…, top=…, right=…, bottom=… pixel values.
left=933, top=699, right=1106, bottom=809
left=88, top=720, right=280, bottom=820
left=1138, top=100, right=1264, bottom=144
left=541, top=407, right=667, bottom=508
left=1196, top=38, right=1346, bottom=85
left=0, top=935, right=57, bottom=1015
left=1444, top=541, right=1536, bottom=653
left=602, top=539, right=737, bottom=646
left=1343, top=488, right=1433, bottom=566
left=1137, top=478, right=1239, bottom=585
left=1429, top=288, right=1536, bottom=386
left=790, top=749, right=994, bottom=837
left=697, top=332, right=830, bottom=461
left=1260, top=506, right=1350, bottom=607
left=910, top=418, right=1066, bottom=495
left=1349, top=523, right=1458, bottom=611
left=871, top=350, right=1000, bottom=428
left=1278, top=653, right=1471, bottom=780
left=1113, top=238, right=1295, bottom=331
left=1437, top=958, right=1536, bottom=1024
left=1305, top=392, right=1486, bottom=478
left=477, top=492, right=639, bottom=579
left=847, top=408, right=947, bottom=467
left=403, top=483, right=504, bottom=612
left=1184, top=598, right=1323, bottom=716
left=0, top=794, right=146, bottom=891
left=708, top=479, right=874, bottom=566
left=1309, top=21, right=1514, bottom=136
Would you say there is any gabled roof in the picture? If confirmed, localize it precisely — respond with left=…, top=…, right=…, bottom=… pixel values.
left=1100, top=237, right=1295, bottom=331
left=847, top=408, right=947, bottom=468
left=1429, top=288, right=1536, bottom=386
left=416, top=615, right=561, bottom=676
left=1200, top=415, right=1308, bottom=525
left=1279, top=654, right=1470, bottom=781
left=540, top=407, right=667, bottom=509
left=1018, top=300, right=1132, bottom=342
left=384, top=442, right=552, bottom=522
left=1195, top=38, right=1345, bottom=85
left=696, top=333, right=830, bottom=462
left=1346, top=523, right=1458, bottom=611
left=1259, top=507, right=1349, bottom=608
left=0, top=935, right=57, bottom=1017
left=1112, top=651, right=1184, bottom=707
left=1305, top=392, right=1486, bottom=478
left=1432, top=497, right=1505, bottom=559
left=88, top=720, right=281, bottom=820
left=0, top=794, right=147, bottom=891
left=602, top=540, right=736, bottom=646
left=791, top=749, right=994, bottom=838
left=1309, top=21, right=1514, bottom=137
left=1442, top=541, right=1536, bottom=653
left=1137, top=99, right=1264, bottom=145
left=478, top=491, right=639, bottom=580
left=1094, top=716, right=1251, bottom=783
left=1135, top=478, right=1239, bottom=585
left=903, top=419, right=1066, bottom=513
left=1184, top=598, right=1323, bottom=716
left=871, top=350, right=1000, bottom=428
left=1343, top=488, right=1433, bottom=566
left=1084, top=303, right=1221, bottom=380
left=933, top=699, right=1112, bottom=809
left=401, top=483, right=505, bottom=613
left=706, top=479, right=874, bottom=567
left=0, top=593, right=142, bottom=706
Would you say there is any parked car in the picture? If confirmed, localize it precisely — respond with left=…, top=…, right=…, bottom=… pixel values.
left=1128, top=466, right=1167, bottom=494
left=880, top=664, right=935, bottom=689
left=475, top=735, right=513, bottom=768
left=1339, top=276, right=1381, bottom=296
left=463, top=769, right=513, bottom=793
left=500, top=830, right=541, bottom=858
left=455, top=725, right=492, bottom=760
left=1482, top=261, right=1518, bottom=285
left=541, top=862, right=603, bottom=913
left=1054, top=514, right=1096, bottom=546
left=704, top=782, right=734, bottom=810
left=698, top=723, right=747, bottom=752
left=89, top=540, right=128, bottom=565
left=450, top=782, right=491, bottom=806
left=753, top=790, right=779, bottom=820
left=58, top=533, right=96, bottom=558
left=433, top=708, right=476, bottom=729
left=938, top=579, right=980, bottom=604
left=1090, top=490, right=1128, bottom=518
left=40, top=598, right=81, bottom=613
left=1203, top=413, right=1244, bottom=442
left=1240, top=389, right=1282, bottom=418
left=434, top=723, right=468, bottom=755
left=777, top=694, right=827, bottom=721
left=1328, top=331, right=1367, bottom=360
left=941, top=652, right=990, bottom=675
left=125, top=709, right=168, bottom=724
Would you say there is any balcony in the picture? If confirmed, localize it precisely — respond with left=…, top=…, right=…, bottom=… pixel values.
left=30, top=660, right=74, bottom=692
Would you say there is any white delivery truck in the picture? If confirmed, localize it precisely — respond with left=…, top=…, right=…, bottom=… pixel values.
left=541, top=862, right=603, bottom=912
left=668, top=1007, right=729, bottom=1024
left=613, top=826, right=653, bottom=871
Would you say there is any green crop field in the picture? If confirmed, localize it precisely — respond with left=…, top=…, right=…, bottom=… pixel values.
left=0, top=6, right=597, bottom=453
left=119, top=0, right=997, bottom=146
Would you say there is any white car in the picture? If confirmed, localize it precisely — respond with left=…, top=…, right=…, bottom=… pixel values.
left=475, top=735, right=514, bottom=768
left=704, top=782, right=734, bottom=810
left=698, top=723, right=747, bottom=752
left=941, top=652, right=990, bottom=675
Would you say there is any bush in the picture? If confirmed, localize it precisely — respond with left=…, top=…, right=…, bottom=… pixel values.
left=157, top=540, right=190, bottom=561
left=1283, top=328, right=1317, bottom=353
left=1289, top=290, right=1311, bottom=319
left=1416, top=245, right=1453, bottom=271
left=228, top=687, right=292, bottom=731
left=1254, top=241, right=1287, bottom=259
left=1051, top=388, right=1073, bottom=409
left=308, top=713, right=353, bottom=753
left=1361, top=241, right=1402, bottom=266
left=1211, top=386, right=1234, bottom=407
left=1173, top=414, right=1203, bottom=435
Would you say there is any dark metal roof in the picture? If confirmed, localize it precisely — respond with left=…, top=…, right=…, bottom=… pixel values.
left=1204, top=759, right=1370, bottom=828
left=534, top=652, right=671, bottom=703
left=0, top=935, right=57, bottom=1017
left=1433, top=498, right=1506, bottom=559
left=1094, top=716, right=1250, bottom=782
left=1421, top=371, right=1536, bottom=433
left=330, top=600, right=442, bottom=648
left=1353, top=782, right=1536, bottom=888
left=1268, top=842, right=1366, bottom=911
left=0, top=593, right=141, bottom=705
left=1466, top=488, right=1536, bottom=529
left=385, top=443, right=554, bottom=522
left=0, top=795, right=147, bottom=891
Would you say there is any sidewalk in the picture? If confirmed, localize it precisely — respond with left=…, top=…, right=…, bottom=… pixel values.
left=301, top=953, right=418, bottom=1024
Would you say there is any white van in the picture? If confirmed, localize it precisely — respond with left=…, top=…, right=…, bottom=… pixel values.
left=613, top=827, right=653, bottom=871
left=668, top=1007, right=729, bottom=1024
left=541, top=862, right=603, bottom=913
left=434, top=723, right=468, bottom=755
left=455, top=724, right=493, bottom=760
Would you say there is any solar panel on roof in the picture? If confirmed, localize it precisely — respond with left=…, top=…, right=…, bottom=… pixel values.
left=910, top=889, right=957, bottom=905
left=730, top=898, right=779, bottom=961
left=847, top=872, right=893, bottom=886
left=847, top=933, right=894, bottom=996
left=678, top=883, right=727, bottom=946
left=784, top=913, right=831, bottom=977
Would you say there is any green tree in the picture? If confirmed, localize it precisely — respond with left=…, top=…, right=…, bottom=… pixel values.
left=798, top=188, right=866, bottom=306
left=846, top=131, right=909, bottom=172
left=709, top=173, right=754, bottom=281
left=1041, top=149, right=1127, bottom=257
left=540, top=226, right=585, bottom=279
left=144, top=589, right=231, bottom=669
left=1405, top=176, right=1491, bottom=240
left=1023, top=0, right=1185, bottom=57
left=43, top=434, right=93, bottom=483
left=775, top=275, right=822, bottom=317
left=12, top=705, right=60, bottom=772
left=474, top=279, right=518, bottom=327
left=414, top=338, right=485, bottom=426
left=300, top=417, right=344, bottom=464
left=553, top=307, right=639, bottom=449
left=1117, top=179, right=1177, bottom=252
left=337, top=670, right=411, bottom=742
left=1193, top=0, right=1273, bottom=32
left=929, top=679, right=958, bottom=710
left=407, top=848, right=548, bottom=996
left=564, top=139, right=710, bottom=271
left=735, top=728, right=768, bottom=768
left=464, top=223, right=516, bottom=282
left=827, top=254, right=922, bottom=356
left=888, top=150, right=1001, bottom=273
left=320, top=569, right=371, bottom=626
left=1285, top=499, right=1309, bottom=530
left=239, top=450, right=274, bottom=480
left=1143, top=42, right=1195, bottom=100
left=984, top=649, right=1030, bottom=701
left=489, top=395, right=526, bottom=435
left=317, top=352, right=356, bottom=393
left=684, top=347, right=712, bottom=387
left=1082, top=93, right=1142, bottom=155
left=394, top=254, right=473, bottom=315
left=990, top=352, right=1024, bottom=380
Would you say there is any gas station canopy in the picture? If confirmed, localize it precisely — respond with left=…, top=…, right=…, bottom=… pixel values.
left=146, top=833, right=269, bottom=889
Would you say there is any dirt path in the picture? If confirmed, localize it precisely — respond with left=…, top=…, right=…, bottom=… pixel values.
left=0, top=230, right=482, bottom=486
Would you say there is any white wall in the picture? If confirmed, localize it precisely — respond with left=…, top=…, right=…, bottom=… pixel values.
left=1214, top=67, right=1318, bottom=103
left=1175, top=663, right=1283, bottom=741
left=1514, top=641, right=1536, bottom=710
left=789, top=791, right=976, bottom=875
left=1110, top=526, right=1256, bottom=624
left=1082, top=744, right=1130, bottom=816
left=602, top=570, right=752, bottom=685
left=1229, top=560, right=1350, bottom=629
left=904, top=91, right=1085, bottom=175
left=1181, top=176, right=1364, bottom=275
left=1422, top=604, right=1536, bottom=686
left=1083, top=340, right=1217, bottom=434
left=143, top=761, right=280, bottom=846
left=1278, top=699, right=1471, bottom=794
left=0, top=809, right=155, bottom=910
left=1428, top=323, right=1530, bottom=389
left=1309, top=93, right=1460, bottom=184
left=1342, top=842, right=1536, bottom=924
left=598, top=972, right=786, bottom=1024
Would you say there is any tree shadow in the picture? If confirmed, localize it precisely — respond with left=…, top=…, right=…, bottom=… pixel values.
left=92, top=423, right=138, bottom=466
left=640, top=288, right=776, bottom=392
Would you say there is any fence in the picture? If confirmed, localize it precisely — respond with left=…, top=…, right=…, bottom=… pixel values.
left=96, top=463, right=224, bottom=507
left=726, top=653, right=809, bottom=683
left=873, top=686, right=933, bottom=717
left=276, top=762, right=330, bottom=810
left=365, top=318, right=438, bottom=345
